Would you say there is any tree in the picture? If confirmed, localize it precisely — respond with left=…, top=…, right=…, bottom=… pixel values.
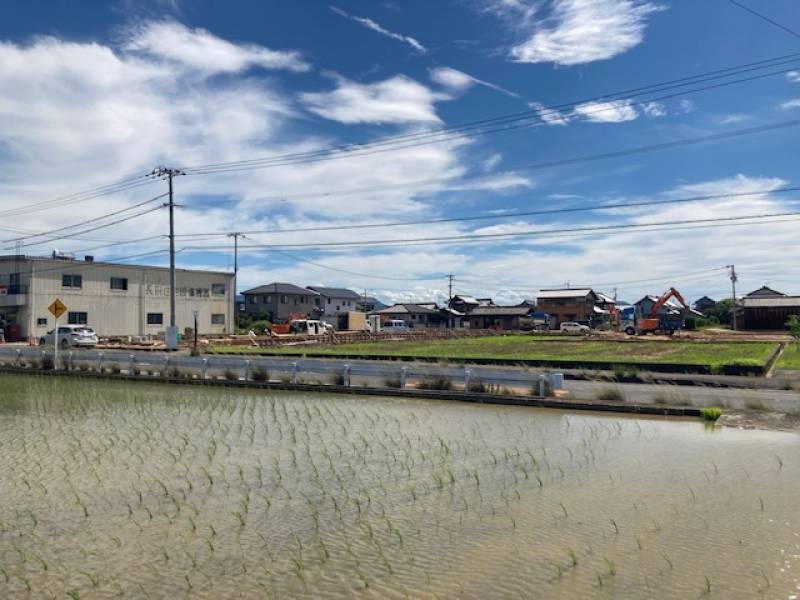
left=705, top=298, right=733, bottom=327
left=787, top=315, right=800, bottom=346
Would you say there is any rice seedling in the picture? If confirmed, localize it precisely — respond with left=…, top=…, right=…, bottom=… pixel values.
left=701, top=407, right=723, bottom=421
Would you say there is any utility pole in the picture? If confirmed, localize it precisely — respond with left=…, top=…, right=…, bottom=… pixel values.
left=447, top=274, right=454, bottom=329
left=227, top=232, right=244, bottom=330
left=727, top=264, right=738, bottom=330
left=151, top=166, right=185, bottom=349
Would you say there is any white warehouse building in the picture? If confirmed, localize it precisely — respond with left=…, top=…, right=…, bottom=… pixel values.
left=0, top=254, right=235, bottom=340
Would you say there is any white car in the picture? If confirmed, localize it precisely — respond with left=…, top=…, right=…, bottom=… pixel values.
left=383, top=319, right=410, bottom=333
left=559, top=322, right=590, bottom=334
left=39, top=325, right=98, bottom=348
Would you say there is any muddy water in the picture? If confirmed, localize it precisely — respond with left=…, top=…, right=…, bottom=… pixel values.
left=0, top=374, right=798, bottom=599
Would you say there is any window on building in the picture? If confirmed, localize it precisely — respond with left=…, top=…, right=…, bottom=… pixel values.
left=110, top=277, right=128, bottom=291
left=327, top=298, right=331, bottom=305
left=248, top=295, right=256, bottom=304
left=212, top=283, right=226, bottom=295
left=68, top=312, right=88, bottom=325
left=281, top=295, right=287, bottom=304
left=265, top=295, right=272, bottom=304
left=211, top=314, right=225, bottom=325
left=9, top=273, right=21, bottom=294
left=62, top=274, right=82, bottom=289
left=147, top=313, right=163, bottom=325
left=36, top=317, right=48, bottom=326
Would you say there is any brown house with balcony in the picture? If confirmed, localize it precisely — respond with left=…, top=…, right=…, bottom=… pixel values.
left=535, top=288, right=598, bottom=328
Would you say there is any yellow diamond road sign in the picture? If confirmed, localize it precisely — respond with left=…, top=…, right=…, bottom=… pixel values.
left=48, top=298, right=67, bottom=319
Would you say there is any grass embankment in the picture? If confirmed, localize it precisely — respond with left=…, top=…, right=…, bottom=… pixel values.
left=210, top=335, right=778, bottom=370
left=775, top=344, right=800, bottom=370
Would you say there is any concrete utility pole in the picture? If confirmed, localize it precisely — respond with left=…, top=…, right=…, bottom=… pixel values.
left=727, top=264, right=738, bottom=330
left=151, top=166, right=185, bottom=349
left=447, top=274, right=454, bottom=328
left=227, top=232, right=244, bottom=329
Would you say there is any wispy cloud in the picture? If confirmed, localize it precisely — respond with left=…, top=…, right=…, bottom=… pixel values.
left=299, top=75, right=443, bottom=124
left=125, top=20, right=310, bottom=73
left=640, top=101, right=666, bottom=117
left=780, top=98, right=800, bottom=110
left=330, top=5, right=427, bottom=53
left=786, top=70, right=800, bottom=83
left=573, top=99, right=638, bottom=123
left=507, top=0, right=665, bottom=66
left=429, top=66, right=520, bottom=98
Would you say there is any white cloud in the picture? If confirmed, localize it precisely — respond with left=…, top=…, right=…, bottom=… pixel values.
left=329, top=6, right=427, bottom=53
left=125, top=21, right=310, bottom=74
left=640, top=101, right=666, bottom=117
left=573, top=99, right=638, bottom=123
left=677, top=98, right=695, bottom=114
left=716, top=113, right=748, bottom=125
left=482, top=153, right=503, bottom=172
left=529, top=101, right=571, bottom=125
left=780, top=98, right=800, bottom=110
left=509, top=0, right=664, bottom=66
left=299, top=75, right=444, bottom=124
left=429, top=66, right=521, bottom=98
left=786, top=71, right=800, bottom=83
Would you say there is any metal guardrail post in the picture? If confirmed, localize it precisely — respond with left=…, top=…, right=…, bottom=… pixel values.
left=97, top=352, right=104, bottom=372
left=163, top=356, right=169, bottom=377
left=343, top=364, right=351, bottom=387
left=464, top=368, right=471, bottom=390
left=291, top=362, right=298, bottom=384
left=16, top=349, right=21, bottom=367
left=538, top=374, right=545, bottom=397
left=201, top=358, right=208, bottom=380
left=244, top=359, right=251, bottom=381
left=128, top=354, right=135, bottom=375
left=400, top=367, right=407, bottom=389
left=41, top=349, right=48, bottom=369
left=68, top=351, right=73, bottom=371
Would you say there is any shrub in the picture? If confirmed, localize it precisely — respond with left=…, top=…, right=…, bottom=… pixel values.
left=168, top=366, right=182, bottom=379
left=701, top=407, right=722, bottom=421
left=417, top=375, right=453, bottom=391
left=107, top=363, right=121, bottom=374
left=251, top=367, right=269, bottom=382
left=40, top=355, right=54, bottom=370
left=468, top=378, right=488, bottom=393
left=224, top=369, right=239, bottom=381
left=596, top=387, right=624, bottom=402
left=329, top=372, right=346, bottom=386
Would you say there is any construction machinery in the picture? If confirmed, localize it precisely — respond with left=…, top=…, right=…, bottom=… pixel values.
left=626, top=287, right=689, bottom=336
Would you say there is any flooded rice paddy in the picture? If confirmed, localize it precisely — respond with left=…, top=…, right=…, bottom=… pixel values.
left=0, top=374, right=799, bottom=599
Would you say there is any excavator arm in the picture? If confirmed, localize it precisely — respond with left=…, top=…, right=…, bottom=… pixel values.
left=649, top=287, right=688, bottom=318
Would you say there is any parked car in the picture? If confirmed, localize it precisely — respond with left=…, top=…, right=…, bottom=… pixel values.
left=383, top=319, right=410, bottom=333
left=559, top=322, right=590, bottom=334
left=39, top=325, right=98, bottom=348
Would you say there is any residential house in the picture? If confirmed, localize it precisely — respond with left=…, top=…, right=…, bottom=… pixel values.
left=307, top=286, right=362, bottom=329
left=468, top=306, right=537, bottom=330
left=448, top=295, right=480, bottom=314
left=736, top=287, right=800, bottom=330
left=693, top=296, right=717, bottom=314
left=371, top=303, right=442, bottom=328
left=535, top=288, right=598, bottom=328
left=241, top=283, right=320, bottom=323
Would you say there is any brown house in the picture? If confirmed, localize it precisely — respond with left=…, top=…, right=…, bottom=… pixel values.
left=737, top=287, right=800, bottom=330
left=468, top=306, right=536, bottom=330
left=535, top=288, right=598, bottom=328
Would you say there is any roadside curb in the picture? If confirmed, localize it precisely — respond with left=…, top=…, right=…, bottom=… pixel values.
left=0, top=367, right=702, bottom=418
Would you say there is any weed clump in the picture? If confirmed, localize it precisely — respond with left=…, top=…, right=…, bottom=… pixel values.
left=223, top=369, right=239, bottom=381
left=382, top=376, right=402, bottom=389
left=417, top=375, right=453, bottom=391
left=251, top=367, right=269, bottom=382
left=596, top=387, right=624, bottom=402
left=40, top=356, right=54, bottom=370
left=329, top=373, right=345, bottom=386
left=701, top=407, right=722, bottom=421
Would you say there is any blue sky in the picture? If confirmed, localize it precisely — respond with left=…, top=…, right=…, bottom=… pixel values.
left=1, top=0, right=799, bottom=305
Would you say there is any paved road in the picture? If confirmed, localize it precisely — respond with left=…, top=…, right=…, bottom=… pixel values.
left=2, top=346, right=799, bottom=414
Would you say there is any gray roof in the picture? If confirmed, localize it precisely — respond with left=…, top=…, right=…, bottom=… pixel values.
left=740, top=296, right=800, bottom=308
left=451, top=295, right=479, bottom=304
left=307, top=286, right=361, bottom=300
left=470, top=306, right=533, bottom=317
left=745, top=286, right=786, bottom=298
left=537, top=288, right=594, bottom=299
left=243, top=282, right=319, bottom=295
left=374, top=303, right=440, bottom=315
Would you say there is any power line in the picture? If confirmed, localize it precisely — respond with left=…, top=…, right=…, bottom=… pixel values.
left=175, top=183, right=800, bottom=238
left=182, top=210, right=800, bottom=251
left=2, top=193, right=168, bottom=244
left=179, top=52, right=800, bottom=174
left=727, top=0, right=800, bottom=40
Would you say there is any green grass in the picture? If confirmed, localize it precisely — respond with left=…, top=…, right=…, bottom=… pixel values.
left=775, top=344, right=800, bottom=370
left=210, top=335, right=777, bottom=370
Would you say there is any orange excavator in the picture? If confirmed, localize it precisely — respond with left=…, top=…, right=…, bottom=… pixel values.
left=635, top=287, right=689, bottom=336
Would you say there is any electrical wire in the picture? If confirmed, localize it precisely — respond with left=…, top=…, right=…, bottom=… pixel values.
left=726, top=0, right=800, bottom=40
